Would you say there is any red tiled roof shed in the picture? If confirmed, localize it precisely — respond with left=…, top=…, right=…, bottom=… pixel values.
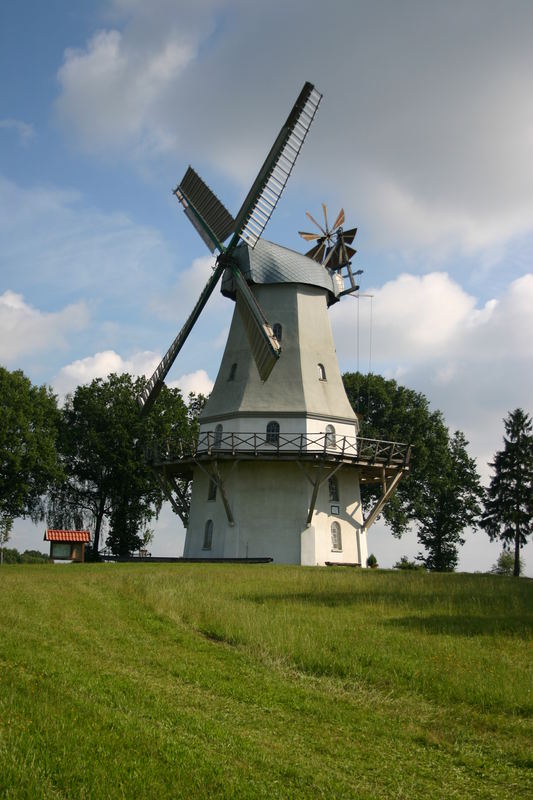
left=44, top=530, right=91, bottom=542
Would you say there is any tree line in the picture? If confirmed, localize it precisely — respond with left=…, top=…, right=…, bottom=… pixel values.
left=0, top=368, right=203, bottom=559
left=342, top=373, right=532, bottom=575
left=1, top=365, right=532, bottom=573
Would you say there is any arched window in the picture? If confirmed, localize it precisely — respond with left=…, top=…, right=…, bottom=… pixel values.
left=203, top=520, right=213, bottom=550
left=318, top=363, right=326, bottom=381
left=325, top=424, right=337, bottom=449
left=273, top=323, right=282, bottom=342
left=328, top=475, right=339, bottom=502
left=330, top=522, right=342, bottom=552
left=214, top=424, right=223, bottom=448
left=207, top=478, right=217, bottom=501
left=266, top=420, right=280, bottom=445
left=228, top=362, right=237, bottom=381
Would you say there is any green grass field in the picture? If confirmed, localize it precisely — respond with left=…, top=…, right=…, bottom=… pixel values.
left=0, top=564, right=531, bottom=799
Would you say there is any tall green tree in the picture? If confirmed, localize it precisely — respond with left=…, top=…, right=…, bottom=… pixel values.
left=0, top=515, right=13, bottom=565
left=48, top=373, right=195, bottom=557
left=343, top=372, right=482, bottom=570
left=482, top=408, right=533, bottom=577
left=0, top=367, right=62, bottom=523
left=414, top=430, right=482, bottom=571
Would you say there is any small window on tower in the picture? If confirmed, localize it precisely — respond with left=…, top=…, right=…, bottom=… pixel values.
left=318, top=363, right=326, bottom=381
left=331, top=521, right=342, bottom=552
left=214, top=424, right=223, bottom=448
left=207, top=479, right=217, bottom=501
left=273, top=323, right=282, bottom=342
left=266, top=421, right=280, bottom=445
left=328, top=475, right=339, bottom=502
left=228, top=362, right=237, bottom=381
left=203, top=520, right=213, bottom=550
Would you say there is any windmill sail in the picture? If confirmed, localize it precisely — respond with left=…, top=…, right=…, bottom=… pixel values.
left=174, top=167, right=235, bottom=252
left=230, top=266, right=281, bottom=381
left=231, top=82, right=322, bottom=250
left=137, top=259, right=226, bottom=416
left=138, top=82, right=321, bottom=417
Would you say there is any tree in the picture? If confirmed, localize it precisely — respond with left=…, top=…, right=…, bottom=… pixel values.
left=491, top=548, right=524, bottom=576
left=482, top=408, right=533, bottom=577
left=0, top=547, right=49, bottom=564
left=48, top=373, right=195, bottom=557
left=0, top=367, right=62, bottom=523
left=0, top=515, right=13, bottom=565
left=413, top=430, right=482, bottom=571
left=393, top=556, right=425, bottom=571
left=343, top=372, right=483, bottom=570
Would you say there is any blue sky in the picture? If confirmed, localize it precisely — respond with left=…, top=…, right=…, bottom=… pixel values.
left=2, top=0, right=533, bottom=572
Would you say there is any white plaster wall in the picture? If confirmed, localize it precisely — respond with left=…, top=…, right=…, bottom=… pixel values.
left=184, top=461, right=367, bottom=566
left=306, top=466, right=366, bottom=566
left=198, top=415, right=357, bottom=454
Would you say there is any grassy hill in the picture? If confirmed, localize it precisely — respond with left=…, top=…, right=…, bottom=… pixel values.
left=0, top=564, right=531, bottom=799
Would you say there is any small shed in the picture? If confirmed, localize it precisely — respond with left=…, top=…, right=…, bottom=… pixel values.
left=44, top=530, right=91, bottom=562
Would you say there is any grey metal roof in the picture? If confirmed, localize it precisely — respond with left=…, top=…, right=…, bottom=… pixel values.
left=221, top=239, right=340, bottom=305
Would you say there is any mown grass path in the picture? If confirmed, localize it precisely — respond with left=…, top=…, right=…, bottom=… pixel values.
left=0, top=564, right=531, bottom=798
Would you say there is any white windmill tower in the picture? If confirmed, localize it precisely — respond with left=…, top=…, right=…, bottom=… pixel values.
left=138, top=83, right=410, bottom=565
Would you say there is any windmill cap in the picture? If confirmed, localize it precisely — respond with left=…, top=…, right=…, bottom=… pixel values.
left=221, top=239, right=340, bottom=305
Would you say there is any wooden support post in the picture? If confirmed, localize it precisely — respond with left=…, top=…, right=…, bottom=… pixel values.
left=152, top=468, right=190, bottom=527
left=362, top=468, right=405, bottom=533
left=193, top=458, right=236, bottom=526
left=303, top=461, right=345, bottom=526
left=212, top=461, right=235, bottom=527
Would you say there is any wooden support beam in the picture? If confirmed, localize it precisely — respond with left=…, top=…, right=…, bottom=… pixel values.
left=212, top=461, right=235, bottom=527
left=362, top=468, right=405, bottom=533
left=169, top=476, right=191, bottom=522
left=305, top=461, right=344, bottom=526
left=193, top=458, right=235, bottom=526
left=153, top=468, right=190, bottom=527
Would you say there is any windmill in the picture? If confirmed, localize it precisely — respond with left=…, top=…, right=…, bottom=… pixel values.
left=142, top=82, right=410, bottom=566
left=299, top=204, right=361, bottom=294
left=137, top=82, right=322, bottom=417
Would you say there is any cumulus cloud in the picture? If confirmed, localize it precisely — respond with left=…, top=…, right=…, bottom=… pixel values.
left=55, top=0, right=211, bottom=156
left=331, top=271, right=533, bottom=479
left=54, top=349, right=214, bottom=401
left=333, top=272, right=533, bottom=366
left=53, top=0, right=533, bottom=258
left=168, top=369, right=214, bottom=397
left=53, top=348, right=160, bottom=397
left=0, top=291, right=89, bottom=363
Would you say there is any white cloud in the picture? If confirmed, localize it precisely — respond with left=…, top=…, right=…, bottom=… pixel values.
left=0, top=118, right=35, bottom=144
left=54, top=0, right=533, bottom=259
left=333, top=272, right=533, bottom=367
left=168, top=369, right=213, bottom=397
left=53, top=349, right=160, bottom=397
left=54, top=349, right=214, bottom=401
left=0, top=291, right=89, bottom=363
left=332, top=272, right=533, bottom=485
left=56, top=14, right=199, bottom=156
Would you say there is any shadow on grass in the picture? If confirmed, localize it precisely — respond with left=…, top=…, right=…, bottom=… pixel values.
left=245, top=589, right=529, bottom=614
left=385, top=614, right=533, bottom=637
left=246, top=590, right=449, bottom=608
left=244, top=590, right=533, bottom=637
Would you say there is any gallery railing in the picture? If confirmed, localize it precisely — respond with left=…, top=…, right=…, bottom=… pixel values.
left=148, top=431, right=410, bottom=467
